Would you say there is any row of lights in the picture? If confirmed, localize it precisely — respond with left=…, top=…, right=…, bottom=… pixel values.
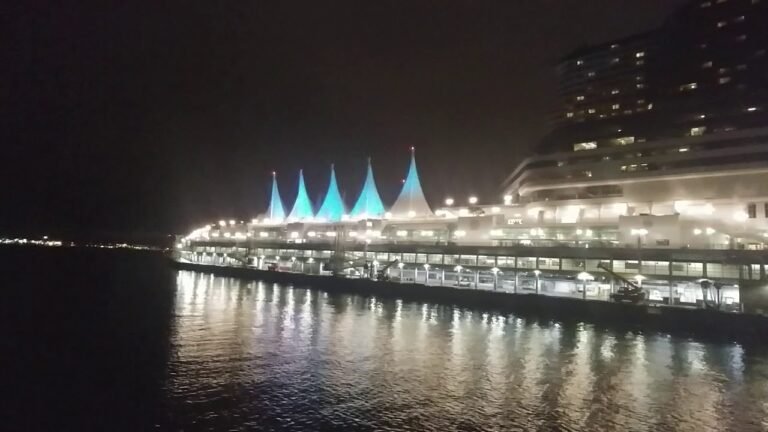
left=443, top=195, right=514, bottom=207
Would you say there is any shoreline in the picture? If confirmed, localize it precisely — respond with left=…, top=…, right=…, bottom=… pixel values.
left=170, top=259, right=768, bottom=342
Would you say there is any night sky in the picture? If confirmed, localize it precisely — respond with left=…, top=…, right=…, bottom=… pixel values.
left=4, top=0, right=688, bottom=237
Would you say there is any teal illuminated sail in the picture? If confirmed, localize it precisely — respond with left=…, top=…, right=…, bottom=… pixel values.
left=316, top=164, right=345, bottom=222
left=350, top=158, right=386, bottom=219
left=288, top=169, right=314, bottom=220
left=389, top=147, right=433, bottom=218
left=266, top=171, right=286, bottom=221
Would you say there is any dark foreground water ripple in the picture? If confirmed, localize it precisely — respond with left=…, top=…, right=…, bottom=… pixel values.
left=3, top=249, right=768, bottom=431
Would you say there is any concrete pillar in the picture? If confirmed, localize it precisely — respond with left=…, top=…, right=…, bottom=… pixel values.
left=475, top=270, right=479, bottom=289
left=514, top=271, right=519, bottom=294
left=414, top=267, right=418, bottom=283
left=668, top=261, right=674, bottom=306
left=440, top=269, right=445, bottom=286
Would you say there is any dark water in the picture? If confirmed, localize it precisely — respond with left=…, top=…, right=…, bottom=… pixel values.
left=3, top=249, right=768, bottom=431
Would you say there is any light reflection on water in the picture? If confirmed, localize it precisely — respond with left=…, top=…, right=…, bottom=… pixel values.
left=165, top=271, right=768, bottom=431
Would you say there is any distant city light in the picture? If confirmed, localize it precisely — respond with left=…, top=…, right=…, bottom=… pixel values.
left=468, top=196, right=478, bottom=205
left=218, top=220, right=226, bottom=227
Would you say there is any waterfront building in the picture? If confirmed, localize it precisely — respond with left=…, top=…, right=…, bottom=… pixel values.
left=177, top=0, right=768, bottom=310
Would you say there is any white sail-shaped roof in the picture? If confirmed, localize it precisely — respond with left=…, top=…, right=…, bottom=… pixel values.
left=288, top=169, right=314, bottom=220
left=265, top=172, right=286, bottom=221
left=389, top=148, right=433, bottom=218
left=350, top=158, right=385, bottom=219
left=315, top=164, right=346, bottom=222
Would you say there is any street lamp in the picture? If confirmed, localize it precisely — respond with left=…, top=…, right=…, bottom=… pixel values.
left=423, top=263, right=430, bottom=283
left=445, top=197, right=455, bottom=206
left=533, top=269, right=541, bottom=294
left=491, top=267, right=502, bottom=291
left=454, top=265, right=463, bottom=287
left=468, top=196, right=478, bottom=205
left=577, top=271, right=594, bottom=300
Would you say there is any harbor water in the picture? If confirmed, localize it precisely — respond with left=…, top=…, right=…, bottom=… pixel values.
left=4, top=248, right=768, bottom=431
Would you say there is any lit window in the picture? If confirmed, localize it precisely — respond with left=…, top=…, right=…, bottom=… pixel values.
left=566, top=112, right=574, bottom=118
left=637, top=99, right=645, bottom=104
left=734, top=15, right=745, bottom=22
left=588, top=108, right=596, bottom=114
left=611, top=89, right=620, bottom=95
left=679, top=147, right=690, bottom=152
left=702, top=61, right=713, bottom=68
left=636, top=51, right=645, bottom=58
left=717, top=21, right=727, bottom=28
left=736, top=64, right=747, bottom=71
left=701, top=1, right=711, bottom=6
left=680, top=83, right=698, bottom=91
left=636, top=60, right=645, bottom=66
left=719, top=76, right=731, bottom=84
left=746, top=107, right=759, bottom=112
left=647, top=103, right=654, bottom=110
left=637, top=83, right=645, bottom=89
left=612, top=57, right=620, bottom=64
left=612, top=104, right=620, bottom=110
left=611, top=44, right=619, bottom=49
left=611, top=136, right=635, bottom=146
left=736, top=34, right=747, bottom=42
left=576, top=59, right=584, bottom=66
left=587, top=71, right=595, bottom=77
left=573, top=141, right=597, bottom=151
left=690, top=127, right=706, bottom=136
left=576, top=95, right=584, bottom=101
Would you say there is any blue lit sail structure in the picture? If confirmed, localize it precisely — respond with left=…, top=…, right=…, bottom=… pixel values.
left=266, top=171, right=286, bottom=221
left=315, top=164, right=346, bottom=222
left=389, top=147, right=433, bottom=218
left=350, top=158, right=386, bottom=219
left=288, top=169, right=314, bottom=220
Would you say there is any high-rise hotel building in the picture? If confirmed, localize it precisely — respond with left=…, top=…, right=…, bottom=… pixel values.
left=501, top=0, right=768, bottom=250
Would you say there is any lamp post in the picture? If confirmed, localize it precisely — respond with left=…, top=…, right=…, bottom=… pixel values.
left=533, top=269, right=541, bottom=295
left=491, top=267, right=501, bottom=291
left=445, top=197, right=454, bottom=207
left=468, top=196, right=478, bottom=205
left=454, top=265, right=463, bottom=287
left=397, top=262, right=405, bottom=283
left=577, top=271, right=594, bottom=300
left=423, top=263, right=431, bottom=284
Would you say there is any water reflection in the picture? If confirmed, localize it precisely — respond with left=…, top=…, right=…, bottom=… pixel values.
left=165, top=270, right=768, bottom=431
